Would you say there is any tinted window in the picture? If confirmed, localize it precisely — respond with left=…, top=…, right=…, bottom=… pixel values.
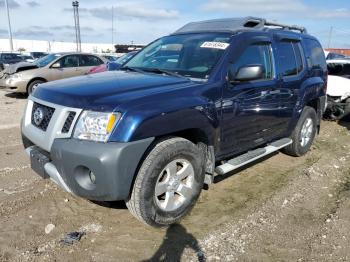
left=304, top=39, right=327, bottom=70
left=80, top=55, right=103, bottom=67
left=58, top=55, right=79, bottom=68
left=293, top=42, right=304, bottom=73
left=231, top=43, right=273, bottom=80
left=277, top=42, right=297, bottom=77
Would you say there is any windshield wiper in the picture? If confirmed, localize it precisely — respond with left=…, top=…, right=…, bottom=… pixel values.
left=120, top=66, right=145, bottom=74
left=140, top=68, right=189, bottom=80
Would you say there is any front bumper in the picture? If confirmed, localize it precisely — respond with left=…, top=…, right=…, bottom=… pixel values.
left=24, top=135, right=154, bottom=201
left=4, top=77, right=28, bottom=93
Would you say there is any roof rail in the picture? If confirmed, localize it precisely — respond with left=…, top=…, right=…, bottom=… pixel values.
left=242, top=17, right=307, bottom=33
left=263, top=19, right=307, bottom=34
left=174, top=17, right=307, bottom=34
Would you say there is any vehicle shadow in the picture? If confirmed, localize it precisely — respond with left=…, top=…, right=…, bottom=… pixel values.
left=339, top=115, right=350, bottom=131
left=90, top=200, right=128, bottom=209
left=5, top=92, right=27, bottom=99
left=144, top=223, right=206, bottom=262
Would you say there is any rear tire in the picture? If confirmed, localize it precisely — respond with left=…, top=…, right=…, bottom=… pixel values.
left=283, top=106, right=317, bottom=157
left=27, top=80, right=45, bottom=95
left=126, top=137, right=205, bottom=227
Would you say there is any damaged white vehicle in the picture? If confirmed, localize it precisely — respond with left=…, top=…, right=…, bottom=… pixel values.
left=325, top=59, right=350, bottom=120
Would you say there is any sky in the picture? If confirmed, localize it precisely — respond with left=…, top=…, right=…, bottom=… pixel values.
left=0, top=0, right=349, bottom=48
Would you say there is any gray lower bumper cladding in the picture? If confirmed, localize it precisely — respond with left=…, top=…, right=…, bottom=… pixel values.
left=25, top=136, right=154, bottom=201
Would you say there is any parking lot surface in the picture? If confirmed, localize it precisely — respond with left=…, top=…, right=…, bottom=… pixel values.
left=0, top=89, right=350, bottom=261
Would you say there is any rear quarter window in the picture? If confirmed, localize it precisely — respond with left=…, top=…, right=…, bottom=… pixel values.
left=303, top=38, right=327, bottom=70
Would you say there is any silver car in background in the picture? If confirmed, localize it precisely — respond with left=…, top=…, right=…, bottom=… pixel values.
left=2, top=52, right=106, bottom=94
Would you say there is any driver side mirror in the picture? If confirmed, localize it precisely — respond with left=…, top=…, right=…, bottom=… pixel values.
left=51, top=62, right=61, bottom=68
left=228, top=65, right=264, bottom=83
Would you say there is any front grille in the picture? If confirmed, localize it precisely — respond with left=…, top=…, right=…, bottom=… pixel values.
left=61, top=112, right=76, bottom=133
left=31, top=102, right=55, bottom=131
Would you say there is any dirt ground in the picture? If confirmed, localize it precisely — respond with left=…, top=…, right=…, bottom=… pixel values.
left=0, top=89, right=349, bottom=262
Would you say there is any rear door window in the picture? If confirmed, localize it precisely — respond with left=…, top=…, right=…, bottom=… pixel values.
left=293, top=42, right=304, bottom=73
left=277, top=42, right=298, bottom=77
left=79, top=55, right=103, bottom=67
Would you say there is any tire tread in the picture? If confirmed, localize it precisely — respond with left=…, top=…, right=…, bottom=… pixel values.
left=126, top=137, right=192, bottom=226
left=283, top=106, right=317, bottom=157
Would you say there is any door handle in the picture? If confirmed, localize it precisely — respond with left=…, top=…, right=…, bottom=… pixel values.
left=261, top=91, right=268, bottom=96
left=269, top=90, right=280, bottom=95
left=261, top=90, right=280, bottom=97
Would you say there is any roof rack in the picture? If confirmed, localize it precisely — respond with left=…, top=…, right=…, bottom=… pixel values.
left=263, top=19, right=307, bottom=34
left=174, top=17, right=307, bottom=34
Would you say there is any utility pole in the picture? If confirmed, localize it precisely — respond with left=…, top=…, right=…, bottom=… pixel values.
left=5, top=0, right=14, bottom=51
left=112, top=6, right=114, bottom=46
left=327, top=26, right=333, bottom=49
left=72, top=1, right=78, bottom=52
left=72, top=1, right=81, bottom=52
left=76, top=2, right=81, bottom=52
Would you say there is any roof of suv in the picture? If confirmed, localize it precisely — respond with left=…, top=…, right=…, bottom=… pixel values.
left=173, top=17, right=308, bottom=35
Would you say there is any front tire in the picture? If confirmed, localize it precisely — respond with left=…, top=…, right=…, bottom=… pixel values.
left=283, top=106, right=317, bottom=157
left=27, top=80, right=45, bottom=95
left=126, top=137, right=205, bottom=227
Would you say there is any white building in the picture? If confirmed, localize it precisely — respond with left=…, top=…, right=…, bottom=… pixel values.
left=0, top=38, right=115, bottom=53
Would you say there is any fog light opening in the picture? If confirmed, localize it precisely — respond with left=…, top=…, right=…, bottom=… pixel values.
left=89, top=171, right=96, bottom=184
left=74, top=166, right=97, bottom=190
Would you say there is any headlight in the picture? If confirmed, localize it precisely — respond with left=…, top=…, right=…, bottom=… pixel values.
left=73, top=111, right=121, bottom=142
left=10, top=73, right=22, bottom=79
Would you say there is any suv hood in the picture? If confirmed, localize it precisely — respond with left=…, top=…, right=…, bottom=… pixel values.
left=33, top=71, right=195, bottom=111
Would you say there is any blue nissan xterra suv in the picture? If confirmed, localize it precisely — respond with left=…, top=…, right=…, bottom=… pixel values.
left=21, top=17, right=327, bottom=227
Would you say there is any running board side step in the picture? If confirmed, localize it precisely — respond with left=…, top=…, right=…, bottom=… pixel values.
left=215, top=138, right=292, bottom=175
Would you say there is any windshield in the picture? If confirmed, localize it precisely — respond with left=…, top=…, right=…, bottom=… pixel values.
left=116, top=52, right=135, bottom=64
left=124, top=33, right=231, bottom=79
left=35, top=54, right=62, bottom=67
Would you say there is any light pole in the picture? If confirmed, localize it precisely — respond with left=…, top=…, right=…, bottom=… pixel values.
left=5, top=0, right=14, bottom=51
left=72, top=1, right=81, bottom=52
left=327, top=26, right=333, bottom=49
left=112, top=6, right=114, bottom=46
